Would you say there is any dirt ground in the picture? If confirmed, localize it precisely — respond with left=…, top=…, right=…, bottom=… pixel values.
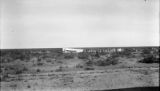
left=1, top=68, right=159, bottom=91
left=1, top=57, right=159, bottom=91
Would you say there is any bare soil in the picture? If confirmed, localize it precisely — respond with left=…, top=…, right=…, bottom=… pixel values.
left=0, top=57, right=159, bottom=91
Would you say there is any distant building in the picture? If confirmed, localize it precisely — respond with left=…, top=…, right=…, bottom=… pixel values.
left=63, top=48, right=83, bottom=53
left=82, top=48, right=124, bottom=53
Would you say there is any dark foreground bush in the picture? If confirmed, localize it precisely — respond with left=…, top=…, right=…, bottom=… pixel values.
left=36, top=69, right=41, bottom=72
left=84, top=67, right=95, bottom=70
left=139, top=55, right=159, bottom=63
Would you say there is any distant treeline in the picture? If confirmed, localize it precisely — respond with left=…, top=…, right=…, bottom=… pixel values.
left=0, top=47, right=159, bottom=64
left=0, top=48, right=63, bottom=62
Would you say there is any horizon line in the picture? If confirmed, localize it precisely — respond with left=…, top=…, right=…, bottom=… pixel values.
left=0, top=45, right=159, bottom=50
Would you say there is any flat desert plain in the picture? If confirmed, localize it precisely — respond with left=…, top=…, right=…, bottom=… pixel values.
left=1, top=56, right=159, bottom=91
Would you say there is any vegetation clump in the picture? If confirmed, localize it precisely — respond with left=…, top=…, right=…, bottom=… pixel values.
left=36, top=69, right=41, bottom=72
left=84, top=67, right=95, bottom=70
left=78, top=52, right=90, bottom=59
left=138, top=55, right=159, bottom=63
left=93, top=57, right=119, bottom=66
left=55, top=66, right=64, bottom=72
left=75, top=64, right=83, bottom=68
left=64, top=53, right=75, bottom=59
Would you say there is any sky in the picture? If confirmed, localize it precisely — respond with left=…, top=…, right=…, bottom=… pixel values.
left=0, top=0, right=159, bottom=49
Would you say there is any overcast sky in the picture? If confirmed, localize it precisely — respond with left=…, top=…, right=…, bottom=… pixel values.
left=0, top=0, right=159, bottom=49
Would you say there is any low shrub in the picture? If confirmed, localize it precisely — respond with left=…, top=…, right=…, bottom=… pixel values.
left=46, top=58, right=52, bottom=62
left=95, top=52, right=100, bottom=58
left=95, top=57, right=119, bottom=66
left=7, top=64, right=28, bottom=74
left=37, top=62, right=43, bottom=66
left=110, top=58, right=119, bottom=65
left=1, top=57, right=13, bottom=63
left=64, top=53, right=75, bottom=59
left=27, top=85, right=31, bottom=88
left=55, top=66, right=64, bottom=72
left=0, top=68, right=2, bottom=73
left=84, top=67, right=95, bottom=70
left=86, top=60, right=93, bottom=66
left=0, top=73, right=9, bottom=81
left=36, top=69, right=41, bottom=72
left=78, top=52, right=90, bottom=59
left=138, top=55, right=159, bottom=63
left=23, top=67, right=28, bottom=72
left=9, top=84, right=17, bottom=88
left=15, top=70, right=23, bottom=74
left=75, top=64, right=83, bottom=68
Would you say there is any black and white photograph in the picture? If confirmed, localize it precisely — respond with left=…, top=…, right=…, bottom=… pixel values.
left=0, top=0, right=159, bottom=91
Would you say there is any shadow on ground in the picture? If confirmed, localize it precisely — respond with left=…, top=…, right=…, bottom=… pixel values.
left=92, top=86, right=159, bottom=91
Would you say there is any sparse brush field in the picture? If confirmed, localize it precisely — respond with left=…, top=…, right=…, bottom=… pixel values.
left=0, top=47, right=159, bottom=91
